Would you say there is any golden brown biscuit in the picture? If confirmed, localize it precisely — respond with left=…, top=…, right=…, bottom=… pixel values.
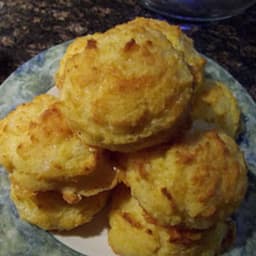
left=191, top=79, right=241, bottom=138
left=58, top=18, right=196, bottom=152
left=0, top=94, right=118, bottom=201
left=11, top=184, right=109, bottom=230
left=121, top=129, right=247, bottom=229
left=108, top=186, right=235, bottom=256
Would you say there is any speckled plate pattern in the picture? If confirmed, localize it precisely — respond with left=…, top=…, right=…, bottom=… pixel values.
left=0, top=42, right=256, bottom=256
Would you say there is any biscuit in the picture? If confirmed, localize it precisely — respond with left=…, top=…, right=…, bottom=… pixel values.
left=108, top=186, right=234, bottom=256
left=121, top=129, right=247, bottom=229
left=0, top=94, right=118, bottom=202
left=57, top=18, right=196, bottom=151
left=191, top=79, right=241, bottom=138
left=11, top=184, right=109, bottom=230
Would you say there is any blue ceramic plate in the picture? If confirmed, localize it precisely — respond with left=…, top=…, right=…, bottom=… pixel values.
left=0, top=42, right=256, bottom=256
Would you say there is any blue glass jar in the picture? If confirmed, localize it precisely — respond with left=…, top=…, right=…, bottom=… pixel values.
left=140, top=0, right=256, bottom=21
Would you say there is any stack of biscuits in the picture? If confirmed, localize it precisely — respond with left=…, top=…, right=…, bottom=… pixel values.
left=0, top=17, right=247, bottom=255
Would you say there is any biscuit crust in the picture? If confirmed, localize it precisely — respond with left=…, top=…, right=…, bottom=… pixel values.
left=127, top=17, right=205, bottom=87
left=121, top=129, right=247, bottom=229
left=0, top=94, right=118, bottom=201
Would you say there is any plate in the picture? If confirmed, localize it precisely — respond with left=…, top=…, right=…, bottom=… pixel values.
left=0, top=41, right=256, bottom=256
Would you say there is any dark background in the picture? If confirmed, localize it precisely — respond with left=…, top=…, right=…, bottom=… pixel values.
left=0, top=0, right=255, bottom=100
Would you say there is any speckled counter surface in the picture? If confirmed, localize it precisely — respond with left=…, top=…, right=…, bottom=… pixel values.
left=0, top=0, right=255, bottom=100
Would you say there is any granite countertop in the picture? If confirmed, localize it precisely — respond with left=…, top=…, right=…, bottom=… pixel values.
left=0, top=0, right=256, bottom=100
